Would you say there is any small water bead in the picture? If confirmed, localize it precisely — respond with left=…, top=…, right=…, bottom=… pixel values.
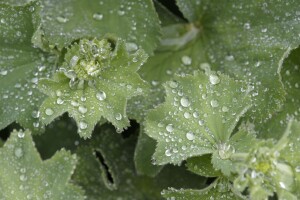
left=45, top=108, right=54, bottom=116
left=56, top=16, right=69, bottom=23
left=169, top=81, right=178, bottom=88
left=210, top=100, right=219, bottom=108
left=181, top=56, right=192, bottom=65
left=165, top=149, right=172, bottom=157
left=18, top=132, right=25, bottom=138
left=0, top=70, right=7, bottom=75
left=33, top=122, right=40, bottom=128
left=295, top=166, right=300, bottom=173
left=79, top=121, right=88, bottom=129
left=115, top=113, right=122, bottom=120
left=193, top=112, right=199, bottom=118
left=199, top=120, right=204, bottom=126
left=209, top=74, right=220, bottom=85
left=81, top=96, right=86, bottom=102
left=15, top=148, right=23, bottom=158
left=180, top=97, right=190, bottom=107
left=31, top=110, right=40, bottom=118
left=70, top=56, right=79, bottom=67
left=166, top=124, right=174, bottom=132
left=243, top=23, right=251, bottom=30
left=222, top=106, right=229, bottom=112
left=126, top=42, right=138, bottom=52
left=117, top=10, right=125, bottom=16
left=93, top=13, right=103, bottom=21
left=78, top=106, right=87, bottom=114
left=0, top=18, right=5, bottom=24
left=186, top=131, right=195, bottom=141
left=56, top=98, right=64, bottom=105
left=20, top=175, right=27, bottom=181
left=69, top=101, right=79, bottom=108
left=261, top=28, right=268, bottom=33
left=96, top=91, right=106, bottom=101
left=56, top=90, right=62, bottom=97
left=184, top=112, right=191, bottom=119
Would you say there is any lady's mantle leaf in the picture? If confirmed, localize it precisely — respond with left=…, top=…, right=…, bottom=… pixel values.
left=0, top=130, right=84, bottom=200
left=162, top=178, right=243, bottom=200
left=38, top=38, right=149, bottom=138
left=36, top=0, right=160, bottom=55
left=0, top=2, right=55, bottom=132
left=148, top=0, right=300, bottom=123
left=145, top=71, right=251, bottom=165
left=72, top=124, right=206, bottom=200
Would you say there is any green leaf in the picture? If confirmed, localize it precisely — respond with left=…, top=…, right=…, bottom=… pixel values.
left=36, top=0, right=160, bottom=54
left=0, top=129, right=84, bottom=199
left=259, top=47, right=300, bottom=139
left=162, top=178, right=243, bottom=200
left=134, top=127, right=163, bottom=177
left=186, top=154, right=222, bottom=177
left=38, top=38, right=149, bottom=138
left=145, top=71, right=251, bottom=165
left=149, top=0, right=300, bottom=122
left=0, top=1, right=55, bottom=132
left=73, top=123, right=206, bottom=200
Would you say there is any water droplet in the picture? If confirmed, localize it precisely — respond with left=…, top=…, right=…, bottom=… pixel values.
left=181, top=56, right=192, bottom=65
left=93, top=13, right=103, bottom=21
left=186, top=131, right=195, bottom=141
left=199, top=120, right=204, bottom=126
left=78, top=106, right=87, bottom=114
left=125, top=42, right=138, bottom=52
left=184, top=112, right=191, bottom=119
left=81, top=96, right=86, bottom=102
left=96, top=91, right=106, bottom=101
left=31, top=111, right=40, bottom=118
left=0, top=70, right=7, bottom=75
left=165, top=149, right=172, bottom=157
left=295, top=166, right=300, bottom=173
left=79, top=121, right=88, bottom=130
left=117, top=10, right=125, bottom=16
left=209, top=74, right=220, bottom=85
left=70, top=56, right=79, bottom=67
left=15, top=148, right=23, bottom=158
left=45, top=108, right=54, bottom=116
left=169, top=81, right=178, bottom=88
left=279, top=182, right=286, bottom=189
left=56, top=90, right=62, bottom=96
left=243, top=23, right=251, bottom=30
left=225, top=55, right=234, bottom=61
left=180, top=97, right=190, bottom=107
left=29, top=6, right=35, bottom=12
left=71, top=100, right=79, bottom=107
left=210, top=100, right=219, bottom=108
left=166, top=124, right=174, bottom=132
left=56, top=16, right=69, bottom=23
left=20, top=175, right=27, bottom=181
left=56, top=98, right=64, bottom=105
left=18, top=132, right=25, bottom=138
left=115, top=113, right=122, bottom=120
left=261, top=28, right=267, bottom=33
left=0, top=18, right=5, bottom=24
left=222, top=106, right=229, bottom=112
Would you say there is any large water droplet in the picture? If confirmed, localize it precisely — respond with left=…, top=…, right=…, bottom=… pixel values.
left=78, top=106, right=87, bottom=114
left=166, top=124, right=174, bottom=132
left=209, top=74, right=220, bottom=85
left=186, top=131, right=195, bottom=141
left=96, top=91, right=106, bottom=101
left=180, top=97, right=190, bottom=107
left=222, top=106, right=229, bottom=112
left=79, top=121, right=88, bottom=130
left=115, top=113, right=122, bottom=120
left=45, top=108, right=54, bottom=116
left=70, top=56, right=79, bottom=67
left=165, top=149, right=172, bottom=157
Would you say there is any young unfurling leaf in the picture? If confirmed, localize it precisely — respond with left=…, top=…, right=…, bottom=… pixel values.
left=38, top=38, right=149, bottom=138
